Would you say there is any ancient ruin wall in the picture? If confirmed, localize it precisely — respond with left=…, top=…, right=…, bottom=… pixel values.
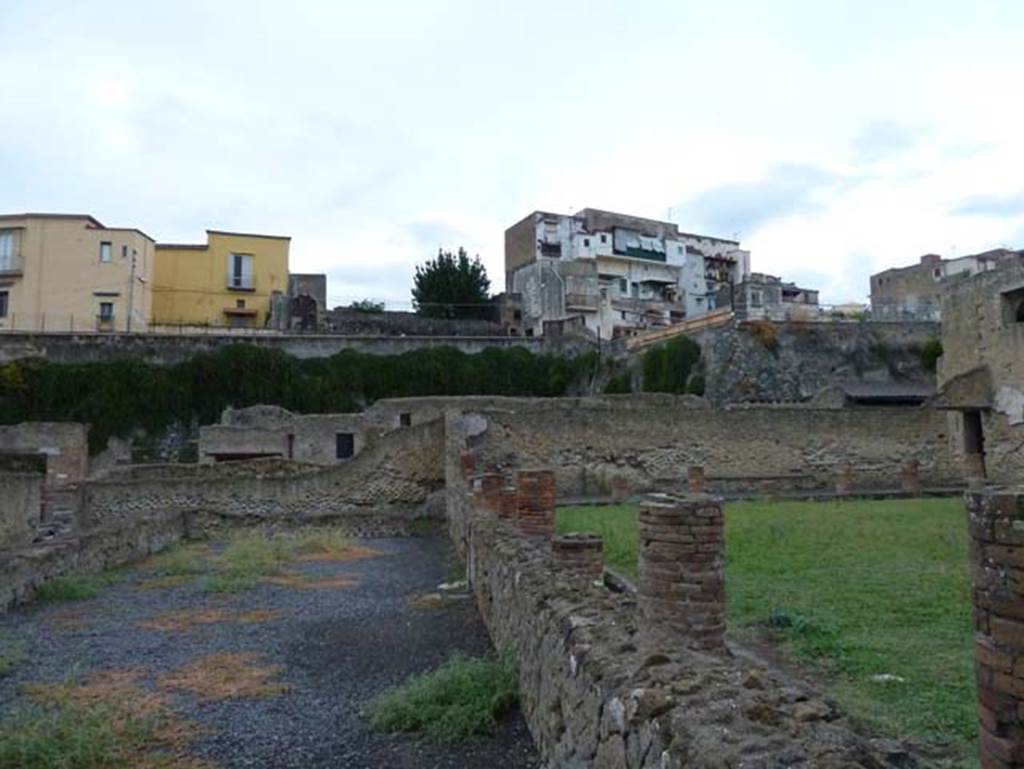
left=459, top=395, right=961, bottom=496
left=83, top=418, right=446, bottom=526
left=0, top=472, right=42, bottom=550
left=0, top=422, right=89, bottom=486
left=446, top=455, right=951, bottom=767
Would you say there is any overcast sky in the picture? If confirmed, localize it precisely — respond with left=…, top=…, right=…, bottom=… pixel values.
left=3, top=0, right=1023, bottom=308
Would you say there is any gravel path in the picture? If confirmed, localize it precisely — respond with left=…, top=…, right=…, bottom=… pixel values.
left=0, top=534, right=539, bottom=769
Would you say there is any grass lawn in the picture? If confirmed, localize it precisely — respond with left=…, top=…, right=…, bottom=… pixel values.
left=557, top=497, right=976, bottom=764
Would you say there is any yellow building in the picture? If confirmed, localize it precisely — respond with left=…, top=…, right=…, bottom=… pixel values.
left=152, top=230, right=290, bottom=328
left=0, top=213, right=154, bottom=332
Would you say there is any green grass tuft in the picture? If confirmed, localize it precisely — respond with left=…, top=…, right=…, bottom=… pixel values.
left=147, top=543, right=208, bottom=577
left=0, top=704, right=152, bottom=769
left=556, top=497, right=975, bottom=762
left=368, top=653, right=518, bottom=742
left=34, top=573, right=119, bottom=604
left=0, top=639, right=25, bottom=678
left=203, top=533, right=293, bottom=593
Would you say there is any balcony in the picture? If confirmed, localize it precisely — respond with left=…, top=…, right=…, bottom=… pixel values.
left=226, top=273, right=254, bottom=291
left=564, top=292, right=599, bottom=311
left=0, top=254, right=24, bottom=277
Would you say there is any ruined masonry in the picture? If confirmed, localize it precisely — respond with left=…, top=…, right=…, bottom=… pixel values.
left=967, top=489, right=1024, bottom=769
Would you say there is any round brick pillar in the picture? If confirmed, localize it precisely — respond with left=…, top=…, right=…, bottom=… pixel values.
left=637, top=494, right=725, bottom=653
left=901, top=460, right=921, bottom=494
left=687, top=465, right=706, bottom=494
left=611, top=475, right=631, bottom=504
left=835, top=463, right=853, bottom=495
left=460, top=450, right=476, bottom=479
left=471, top=473, right=505, bottom=514
left=967, top=489, right=1024, bottom=769
left=515, top=469, right=556, bottom=538
left=551, top=532, right=604, bottom=580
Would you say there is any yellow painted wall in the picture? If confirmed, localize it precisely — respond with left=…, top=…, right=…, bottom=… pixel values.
left=0, top=214, right=154, bottom=332
left=151, top=231, right=290, bottom=327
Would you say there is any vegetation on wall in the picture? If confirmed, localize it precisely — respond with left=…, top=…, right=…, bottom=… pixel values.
left=0, top=345, right=597, bottom=453
left=641, top=336, right=703, bottom=395
left=920, top=337, right=943, bottom=373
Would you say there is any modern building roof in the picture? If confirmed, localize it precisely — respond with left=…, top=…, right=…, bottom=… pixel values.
left=0, top=213, right=156, bottom=241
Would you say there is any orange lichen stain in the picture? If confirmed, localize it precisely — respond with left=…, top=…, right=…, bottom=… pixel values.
left=138, top=608, right=282, bottom=632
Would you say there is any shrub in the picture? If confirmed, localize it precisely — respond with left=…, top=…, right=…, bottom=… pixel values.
left=604, top=371, right=632, bottom=394
left=746, top=321, right=779, bottom=353
left=34, top=574, right=118, bottom=604
left=920, top=337, right=943, bottom=372
left=642, top=336, right=701, bottom=394
left=368, top=653, right=518, bottom=742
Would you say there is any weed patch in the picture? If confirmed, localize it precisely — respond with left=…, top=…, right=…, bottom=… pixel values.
left=0, top=638, right=25, bottom=678
left=34, top=573, right=119, bottom=604
left=160, top=653, right=290, bottom=702
left=8, top=668, right=207, bottom=768
left=265, top=571, right=358, bottom=590
left=369, top=653, right=518, bottom=742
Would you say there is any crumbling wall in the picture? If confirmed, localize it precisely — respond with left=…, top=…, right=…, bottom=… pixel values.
left=0, top=422, right=89, bottom=486
left=459, top=395, right=960, bottom=496
left=0, top=472, right=42, bottom=550
left=693, top=320, right=941, bottom=405
left=447, top=454, right=951, bottom=767
left=83, top=418, right=446, bottom=527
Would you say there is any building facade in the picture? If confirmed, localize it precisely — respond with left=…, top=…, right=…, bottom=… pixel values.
left=727, top=273, right=820, bottom=322
left=152, top=230, right=290, bottom=329
left=505, top=208, right=750, bottom=337
left=0, top=213, right=154, bottom=332
left=870, top=249, right=1021, bottom=321
left=935, top=254, right=1024, bottom=484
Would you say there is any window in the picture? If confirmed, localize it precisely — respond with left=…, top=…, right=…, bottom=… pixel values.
left=1018, top=301, right=1024, bottom=324
left=0, top=230, right=15, bottom=268
left=583, top=238, right=590, bottom=248
left=933, top=268, right=941, bottom=278
left=1001, top=288, right=1024, bottom=325
left=619, top=278, right=627, bottom=294
left=751, top=290, right=763, bottom=308
left=335, top=432, right=355, bottom=459
left=235, top=299, right=246, bottom=309
left=399, top=412, right=412, bottom=427
left=121, top=245, right=129, bottom=258
left=513, top=309, right=522, bottom=321
left=227, top=253, right=254, bottom=290
left=99, top=302, right=114, bottom=321
left=99, top=242, right=112, bottom=263
left=599, top=234, right=607, bottom=244
left=0, top=291, right=8, bottom=318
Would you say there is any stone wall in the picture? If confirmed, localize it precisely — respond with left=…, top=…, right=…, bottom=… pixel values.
left=692, top=320, right=941, bottom=405
left=0, top=422, right=89, bottom=486
left=457, top=395, right=961, bottom=496
left=84, top=418, right=446, bottom=527
left=0, top=472, right=42, bottom=550
left=966, top=488, right=1024, bottom=768
left=323, top=308, right=504, bottom=337
left=0, top=331, right=589, bottom=366
left=447, top=455, right=952, bottom=767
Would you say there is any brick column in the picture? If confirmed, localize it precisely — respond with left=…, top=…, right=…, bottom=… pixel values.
left=901, top=460, right=921, bottom=494
left=551, top=532, right=604, bottom=580
left=687, top=465, right=705, bottom=494
left=498, top=486, right=518, bottom=520
left=471, top=473, right=505, bottom=514
left=637, top=493, right=725, bottom=653
left=515, top=469, right=556, bottom=538
left=460, top=450, right=476, bottom=479
left=967, top=490, right=1024, bottom=769
left=611, top=476, right=631, bottom=504
left=835, top=463, right=853, bottom=495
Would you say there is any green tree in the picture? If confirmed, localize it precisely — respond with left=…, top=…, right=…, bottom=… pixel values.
left=412, top=247, right=491, bottom=319
left=349, top=299, right=385, bottom=313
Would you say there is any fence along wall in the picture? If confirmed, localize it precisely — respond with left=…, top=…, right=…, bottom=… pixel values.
left=457, top=395, right=962, bottom=495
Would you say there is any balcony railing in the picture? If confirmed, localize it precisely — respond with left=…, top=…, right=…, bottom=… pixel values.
left=564, top=292, right=599, bottom=310
left=0, top=254, right=24, bottom=276
left=227, top=273, right=254, bottom=291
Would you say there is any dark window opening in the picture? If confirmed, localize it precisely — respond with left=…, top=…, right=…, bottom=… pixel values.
left=0, top=291, right=8, bottom=318
left=236, top=299, right=246, bottom=308
left=99, top=302, right=114, bottom=321
left=583, top=238, right=590, bottom=247
left=286, top=433, right=294, bottom=459
left=399, top=412, right=412, bottom=427
left=513, top=309, right=522, bottom=321
left=335, top=432, right=355, bottom=459
left=599, top=234, right=607, bottom=244
left=525, top=328, right=534, bottom=337
left=1017, top=300, right=1024, bottom=323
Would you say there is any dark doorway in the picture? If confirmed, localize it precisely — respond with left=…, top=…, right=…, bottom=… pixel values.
left=335, top=432, right=355, bottom=459
left=963, top=410, right=987, bottom=478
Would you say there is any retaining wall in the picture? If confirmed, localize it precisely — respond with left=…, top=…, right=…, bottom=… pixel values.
left=457, top=395, right=962, bottom=496
left=0, top=472, right=42, bottom=550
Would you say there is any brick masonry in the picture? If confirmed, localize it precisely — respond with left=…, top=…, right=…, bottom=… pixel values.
left=967, top=489, right=1024, bottom=768
left=551, top=532, right=604, bottom=580
left=638, top=494, right=725, bottom=653
left=515, top=469, right=556, bottom=538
